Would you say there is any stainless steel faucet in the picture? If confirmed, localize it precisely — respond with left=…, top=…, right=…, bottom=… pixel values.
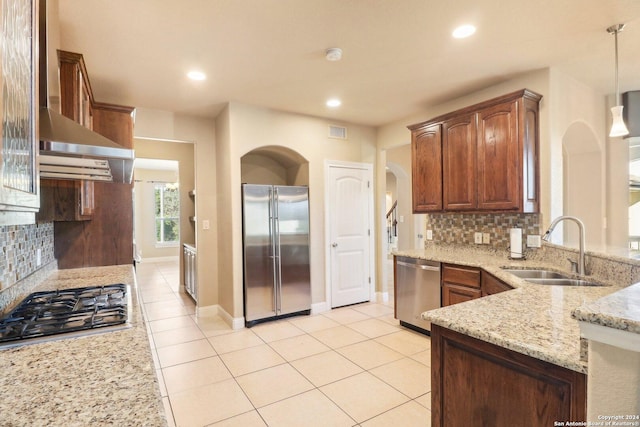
left=542, top=216, right=586, bottom=276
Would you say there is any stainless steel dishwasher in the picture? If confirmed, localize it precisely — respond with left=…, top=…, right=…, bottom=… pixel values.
left=395, top=256, right=441, bottom=334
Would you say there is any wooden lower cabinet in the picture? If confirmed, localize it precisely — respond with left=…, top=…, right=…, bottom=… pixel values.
left=442, top=283, right=481, bottom=306
left=481, top=271, right=513, bottom=297
left=442, top=263, right=481, bottom=306
left=431, top=325, right=587, bottom=427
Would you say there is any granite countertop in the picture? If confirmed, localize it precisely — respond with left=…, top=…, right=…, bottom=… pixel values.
left=0, top=265, right=167, bottom=427
left=394, top=246, right=622, bottom=374
left=572, top=282, right=640, bottom=334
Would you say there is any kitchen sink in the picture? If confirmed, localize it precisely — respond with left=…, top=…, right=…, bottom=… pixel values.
left=525, top=278, right=607, bottom=287
left=501, top=268, right=608, bottom=287
left=501, top=269, right=569, bottom=279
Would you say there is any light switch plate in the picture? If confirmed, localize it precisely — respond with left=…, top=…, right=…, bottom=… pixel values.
left=202, top=220, right=210, bottom=230
left=426, top=230, right=433, bottom=240
left=474, top=232, right=483, bottom=244
left=527, top=234, right=541, bottom=248
left=482, top=233, right=490, bottom=244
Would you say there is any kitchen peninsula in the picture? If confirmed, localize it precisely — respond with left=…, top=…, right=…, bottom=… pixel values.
left=0, top=265, right=166, bottom=427
left=394, top=243, right=639, bottom=426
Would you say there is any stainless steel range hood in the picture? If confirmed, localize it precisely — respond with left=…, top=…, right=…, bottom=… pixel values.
left=39, top=108, right=134, bottom=182
left=37, top=0, right=134, bottom=184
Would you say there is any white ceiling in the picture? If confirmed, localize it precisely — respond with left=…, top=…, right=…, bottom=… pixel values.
left=57, top=0, right=640, bottom=127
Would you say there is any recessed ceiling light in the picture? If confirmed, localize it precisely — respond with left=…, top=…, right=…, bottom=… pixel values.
left=326, top=99, right=341, bottom=108
left=452, top=24, right=476, bottom=39
left=325, top=47, right=343, bottom=61
left=187, top=70, right=206, bottom=81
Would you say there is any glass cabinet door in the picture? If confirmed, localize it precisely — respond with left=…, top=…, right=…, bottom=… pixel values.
left=0, top=0, right=39, bottom=222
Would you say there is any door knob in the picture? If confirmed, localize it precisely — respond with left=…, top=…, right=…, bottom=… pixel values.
left=331, top=243, right=338, bottom=248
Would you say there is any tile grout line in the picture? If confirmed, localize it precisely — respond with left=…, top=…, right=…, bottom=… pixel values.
left=139, top=261, right=428, bottom=426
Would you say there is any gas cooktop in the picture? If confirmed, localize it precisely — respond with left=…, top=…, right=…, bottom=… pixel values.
left=0, top=284, right=132, bottom=349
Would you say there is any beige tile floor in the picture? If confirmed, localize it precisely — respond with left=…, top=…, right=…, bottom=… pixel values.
left=136, top=259, right=431, bottom=427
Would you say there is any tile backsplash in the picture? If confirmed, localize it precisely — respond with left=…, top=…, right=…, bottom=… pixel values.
left=0, top=222, right=55, bottom=290
left=425, top=212, right=540, bottom=249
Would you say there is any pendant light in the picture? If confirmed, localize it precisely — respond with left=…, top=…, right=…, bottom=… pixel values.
left=607, top=24, right=629, bottom=138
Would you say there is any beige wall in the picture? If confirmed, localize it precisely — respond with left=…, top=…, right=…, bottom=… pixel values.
left=216, top=102, right=377, bottom=319
left=241, top=153, right=288, bottom=185
left=587, top=341, right=640, bottom=421
left=133, top=168, right=180, bottom=260
left=134, top=108, right=218, bottom=310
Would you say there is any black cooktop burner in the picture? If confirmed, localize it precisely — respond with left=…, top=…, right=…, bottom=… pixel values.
left=0, top=284, right=131, bottom=347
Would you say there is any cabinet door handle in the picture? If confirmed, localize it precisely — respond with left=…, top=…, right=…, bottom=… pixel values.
left=331, top=243, right=338, bottom=248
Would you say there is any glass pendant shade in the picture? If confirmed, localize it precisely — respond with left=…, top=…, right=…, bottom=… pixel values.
left=609, top=105, right=629, bottom=137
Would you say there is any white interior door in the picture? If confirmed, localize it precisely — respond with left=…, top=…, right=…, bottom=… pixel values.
left=328, top=163, right=373, bottom=308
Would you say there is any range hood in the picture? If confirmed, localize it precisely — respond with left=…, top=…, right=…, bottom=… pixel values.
left=37, top=0, right=134, bottom=184
left=39, top=108, right=134, bottom=182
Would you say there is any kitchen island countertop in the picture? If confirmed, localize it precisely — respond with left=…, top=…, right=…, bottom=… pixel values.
left=394, top=246, right=622, bottom=374
left=0, top=265, right=166, bottom=427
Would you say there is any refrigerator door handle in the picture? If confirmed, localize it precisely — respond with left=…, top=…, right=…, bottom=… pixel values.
left=274, top=187, right=283, bottom=314
left=269, top=187, right=278, bottom=313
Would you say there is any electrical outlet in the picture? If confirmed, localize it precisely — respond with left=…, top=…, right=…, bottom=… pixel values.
left=399, top=215, right=404, bottom=223
left=202, top=220, right=210, bottom=230
left=527, top=234, right=541, bottom=248
left=474, top=232, right=483, bottom=244
left=426, top=230, right=433, bottom=240
left=482, top=233, right=490, bottom=244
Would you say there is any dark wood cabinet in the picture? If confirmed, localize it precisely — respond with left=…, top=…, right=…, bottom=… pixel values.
left=409, top=89, right=541, bottom=213
left=411, top=124, right=442, bottom=212
left=481, top=271, right=513, bottom=297
left=39, top=50, right=135, bottom=269
left=476, top=100, right=519, bottom=210
left=442, top=114, right=477, bottom=211
left=441, top=263, right=481, bottom=306
left=431, top=325, right=587, bottom=427
left=38, top=51, right=95, bottom=222
left=442, top=283, right=481, bottom=306
left=59, top=50, right=93, bottom=128
left=38, top=180, right=94, bottom=221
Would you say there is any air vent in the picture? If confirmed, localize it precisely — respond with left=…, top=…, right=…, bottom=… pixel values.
left=328, top=125, right=348, bottom=140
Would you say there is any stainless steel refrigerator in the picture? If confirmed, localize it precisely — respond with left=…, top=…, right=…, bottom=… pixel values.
left=241, top=184, right=311, bottom=327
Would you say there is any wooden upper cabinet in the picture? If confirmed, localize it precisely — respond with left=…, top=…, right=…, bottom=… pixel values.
left=412, top=124, right=442, bottom=212
left=476, top=100, right=519, bottom=210
left=408, top=89, right=541, bottom=213
left=443, top=115, right=477, bottom=211
left=58, top=50, right=93, bottom=126
left=92, top=102, right=134, bottom=149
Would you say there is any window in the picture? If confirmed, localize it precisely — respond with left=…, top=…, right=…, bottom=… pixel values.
left=155, top=183, right=180, bottom=245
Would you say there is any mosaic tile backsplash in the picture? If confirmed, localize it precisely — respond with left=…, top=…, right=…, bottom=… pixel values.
left=0, top=222, right=55, bottom=290
left=425, top=212, right=540, bottom=250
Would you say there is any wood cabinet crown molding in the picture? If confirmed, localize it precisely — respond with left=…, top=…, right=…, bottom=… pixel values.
left=409, top=89, right=542, bottom=214
left=407, top=89, right=542, bottom=131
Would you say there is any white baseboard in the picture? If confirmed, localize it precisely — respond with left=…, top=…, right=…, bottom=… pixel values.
left=196, top=304, right=244, bottom=329
left=140, top=256, right=179, bottom=263
left=195, top=304, right=218, bottom=317
left=218, top=305, right=245, bottom=330
left=311, top=301, right=329, bottom=314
